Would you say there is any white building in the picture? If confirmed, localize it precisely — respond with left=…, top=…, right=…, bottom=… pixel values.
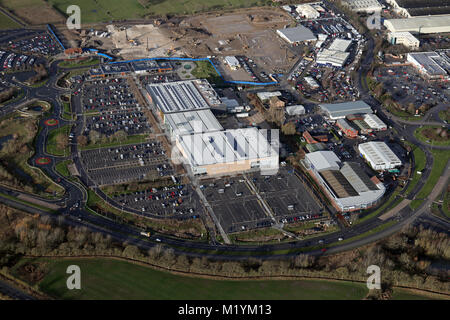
left=328, top=38, right=352, bottom=52
left=384, top=16, right=450, bottom=34
left=343, top=0, right=383, bottom=13
left=387, top=32, right=420, bottom=48
left=407, top=52, right=449, bottom=80
left=277, top=26, right=316, bottom=44
left=363, top=113, right=387, bottom=131
left=304, top=76, right=320, bottom=89
left=224, top=56, right=240, bottom=70
left=285, top=105, right=305, bottom=116
left=164, top=109, right=223, bottom=138
left=303, top=151, right=386, bottom=212
left=358, top=142, right=402, bottom=170
left=257, top=91, right=282, bottom=101
left=176, top=128, right=279, bottom=176
left=316, top=49, right=350, bottom=68
left=295, top=4, right=320, bottom=19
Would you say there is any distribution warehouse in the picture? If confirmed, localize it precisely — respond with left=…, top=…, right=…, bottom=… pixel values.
left=164, top=109, right=223, bottom=138
left=358, top=142, right=402, bottom=170
left=145, top=79, right=221, bottom=116
left=319, top=101, right=373, bottom=119
left=277, top=25, right=316, bottom=44
left=303, top=151, right=386, bottom=212
left=176, top=128, right=279, bottom=176
left=384, top=15, right=450, bottom=34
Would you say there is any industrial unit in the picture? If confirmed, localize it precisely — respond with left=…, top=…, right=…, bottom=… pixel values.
left=336, top=118, right=358, bottom=138
left=176, top=128, right=279, bottom=176
left=145, top=79, right=221, bottom=117
left=342, top=0, right=383, bottom=12
left=276, top=26, right=316, bottom=44
left=316, top=39, right=352, bottom=68
left=358, top=141, right=402, bottom=170
left=224, top=56, right=240, bottom=70
left=303, top=151, right=386, bottom=212
left=384, top=15, right=450, bottom=34
left=285, top=105, right=306, bottom=116
left=295, top=4, right=320, bottom=19
left=363, top=113, right=387, bottom=131
left=319, top=101, right=373, bottom=119
left=387, top=32, right=420, bottom=48
left=407, top=52, right=450, bottom=80
left=164, top=109, right=223, bottom=138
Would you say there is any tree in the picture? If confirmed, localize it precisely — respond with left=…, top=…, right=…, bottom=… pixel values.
left=89, top=130, right=101, bottom=145
left=77, top=135, right=88, bottom=147
left=281, top=122, right=296, bottom=135
left=56, top=133, right=69, bottom=151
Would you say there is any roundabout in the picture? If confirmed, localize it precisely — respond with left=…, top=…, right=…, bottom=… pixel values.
left=44, top=118, right=59, bottom=126
left=35, top=157, right=51, bottom=165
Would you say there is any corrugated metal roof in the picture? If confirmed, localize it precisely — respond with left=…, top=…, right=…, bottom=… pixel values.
left=177, top=128, right=277, bottom=167
left=340, top=162, right=378, bottom=193
left=165, top=109, right=223, bottom=136
left=277, top=26, right=316, bottom=43
left=305, top=151, right=341, bottom=171
left=320, top=101, right=372, bottom=118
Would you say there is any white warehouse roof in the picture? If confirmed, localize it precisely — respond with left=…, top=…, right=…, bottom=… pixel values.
left=358, top=142, right=402, bottom=170
left=225, top=56, right=240, bottom=67
left=316, top=49, right=350, bottom=68
left=164, top=109, right=223, bottom=137
left=384, top=15, right=450, bottom=33
left=277, top=26, right=316, bottom=44
left=285, top=105, right=305, bottom=116
left=320, top=101, right=372, bottom=119
left=363, top=113, right=387, bottom=130
left=146, top=80, right=219, bottom=114
left=177, top=128, right=278, bottom=167
left=328, top=38, right=352, bottom=52
left=305, top=151, right=341, bottom=172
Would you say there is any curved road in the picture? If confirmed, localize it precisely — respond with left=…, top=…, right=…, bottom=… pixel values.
left=0, top=48, right=449, bottom=260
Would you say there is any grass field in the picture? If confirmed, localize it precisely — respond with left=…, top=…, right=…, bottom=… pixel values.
left=0, top=11, right=22, bottom=29
left=391, top=289, right=439, bottom=300
left=23, top=257, right=369, bottom=300
left=410, top=149, right=450, bottom=209
left=191, top=61, right=224, bottom=85
left=144, top=0, right=271, bottom=16
left=46, top=124, right=71, bottom=156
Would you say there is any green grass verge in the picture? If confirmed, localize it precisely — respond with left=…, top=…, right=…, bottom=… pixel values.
left=46, top=125, right=71, bottom=156
left=27, top=257, right=368, bottom=300
left=403, top=143, right=426, bottom=196
left=328, top=221, right=398, bottom=247
left=354, top=189, right=402, bottom=225
left=410, top=149, right=450, bottom=210
left=0, top=11, right=22, bottom=29
left=0, top=192, right=55, bottom=213
left=58, top=58, right=100, bottom=68
left=391, top=288, right=440, bottom=300
left=438, top=110, right=450, bottom=123
left=414, top=126, right=450, bottom=147
left=55, top=160, right=72, bottom=177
